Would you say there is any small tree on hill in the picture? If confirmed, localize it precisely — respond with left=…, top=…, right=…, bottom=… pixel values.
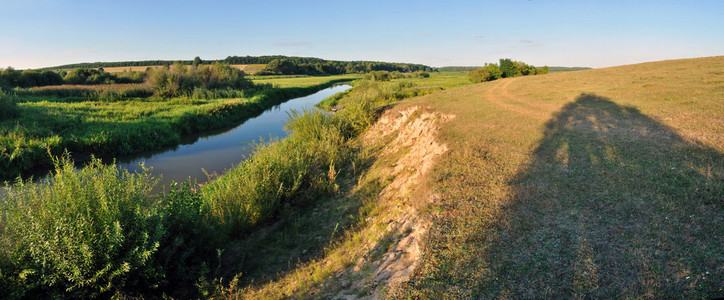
left=499, top=58, right=517, bottom=78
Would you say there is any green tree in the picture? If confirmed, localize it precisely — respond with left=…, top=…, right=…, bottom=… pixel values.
left=1, top=67, right=21, bottom=87
left=193, top=56, right=202, bottom=67
left=264, top=59, right=298, bottom=75
left=499, top=58, right=517, bottom=78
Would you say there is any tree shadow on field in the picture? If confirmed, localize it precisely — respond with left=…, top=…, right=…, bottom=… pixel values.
left=487, top=94, right=723, bottom=298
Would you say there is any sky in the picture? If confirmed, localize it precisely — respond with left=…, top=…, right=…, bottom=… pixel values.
left=1, top=0, right=723, bottom=69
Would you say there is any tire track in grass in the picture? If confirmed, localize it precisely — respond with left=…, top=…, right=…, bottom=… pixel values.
left=484, top=78, right=549, bottom=121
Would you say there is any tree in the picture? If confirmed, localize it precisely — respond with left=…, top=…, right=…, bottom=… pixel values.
left=264, top=59, right=298, bottom=75
left=1, top=67, right=21, bottom=87
left=193, top=56, right=202, bottom=67
left=499, top=58, right=517, bottom=78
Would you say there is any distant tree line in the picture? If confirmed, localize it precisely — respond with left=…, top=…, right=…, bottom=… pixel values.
left=254, top=57, right=433, bottom=75
left=41, top=55, right=434, bottom=76
left=0, top=67, right=146, bottom=89
left=0, top=67, right=63, bottom=89
left=468, top=59, right=548, bottom=83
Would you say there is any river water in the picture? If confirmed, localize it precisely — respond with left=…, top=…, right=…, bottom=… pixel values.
left=1, top=84, right=351, bottom=194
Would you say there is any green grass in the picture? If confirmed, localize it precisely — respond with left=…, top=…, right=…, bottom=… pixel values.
left=0, top=78, right=352, bottom=180
left=251, top=74, right=362, bottom=88
left=395, top=56, right=724, bottom=298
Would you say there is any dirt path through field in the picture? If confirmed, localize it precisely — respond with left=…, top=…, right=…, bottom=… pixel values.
left=485, top=78, right=549, bottom=120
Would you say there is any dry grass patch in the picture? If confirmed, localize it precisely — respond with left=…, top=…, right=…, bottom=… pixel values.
left=398, top=56, right=724, bottom=299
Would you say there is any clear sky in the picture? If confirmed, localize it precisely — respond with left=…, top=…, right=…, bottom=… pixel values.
left=1, top=0, right=723, bottom=69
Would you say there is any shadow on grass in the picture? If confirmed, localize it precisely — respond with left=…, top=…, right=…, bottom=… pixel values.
left=488, top=94, right=723, bottom=298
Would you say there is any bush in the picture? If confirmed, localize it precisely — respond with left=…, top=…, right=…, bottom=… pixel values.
left=469, top=63, right=503, bottom=83
left=0, top=157, right=163, bottom=298
left=0, top=90, right=18, bottom=120
left=147, top=62, right=253, bottom=98
left=364, top=71, right=392, bottom=82
left=414, top=71, right=430, bottom=78
left=64, top=68, right=120, bottom=85
left=155, top=183, right=221, bottom=297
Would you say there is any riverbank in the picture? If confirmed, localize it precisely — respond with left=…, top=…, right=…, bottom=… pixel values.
left=0, top=77, right=354, bottom=181
left=0, top=73, right=474, bottom=298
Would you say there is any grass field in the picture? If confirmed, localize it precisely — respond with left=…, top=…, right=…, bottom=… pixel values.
left=251, top=74, right=363, bottom=87
left=393, top=56, right=724, bottom=298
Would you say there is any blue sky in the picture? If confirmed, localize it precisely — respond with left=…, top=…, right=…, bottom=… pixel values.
left=1, top=0, right=723, bottom=69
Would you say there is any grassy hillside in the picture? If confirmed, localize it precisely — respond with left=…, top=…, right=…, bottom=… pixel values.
left=394, top=56, right=724, bottom=298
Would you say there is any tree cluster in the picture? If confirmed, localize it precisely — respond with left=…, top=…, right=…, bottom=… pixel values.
left=1, top=67, right=64, bottom=89
left=257, top=57, right=433, bottom=76
left=146, top=62, right=253, bottom=98
left=468, top=59, right=548, bottom=83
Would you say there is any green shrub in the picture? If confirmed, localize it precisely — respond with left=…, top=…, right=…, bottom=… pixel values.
left=0, top=157, right=163, bottom=298
left=414, top=70, right=430, bottom=78
left=147, top=62, right=253, bottom=98
left=154, top=183, right=222, bottom=297
left=0, top=90, right=18, bottom=120
left=63, top=68, right=120, bottom=85
left=364, top=71, right=392, bottom=81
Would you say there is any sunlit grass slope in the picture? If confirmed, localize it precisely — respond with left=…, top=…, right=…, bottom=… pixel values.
left=397, top=56, right=724, bottom=298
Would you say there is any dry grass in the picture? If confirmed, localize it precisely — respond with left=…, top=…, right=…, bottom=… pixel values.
left=231, top=64, right=266, bottom=74
left=397, top=56, right=724, bottom=298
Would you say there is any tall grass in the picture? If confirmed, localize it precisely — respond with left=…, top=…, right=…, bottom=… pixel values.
left=15, top=84, right=153, bottom=101
left=0, top=90, right=18, bottom=120
left=202, top=109, right=347, bottom=235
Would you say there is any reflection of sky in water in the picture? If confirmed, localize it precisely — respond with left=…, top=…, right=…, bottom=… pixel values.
left=115, top=84, right=351, bottom=190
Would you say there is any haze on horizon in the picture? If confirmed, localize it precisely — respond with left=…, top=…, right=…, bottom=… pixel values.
left=1, top=0, right=723, bottom=70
